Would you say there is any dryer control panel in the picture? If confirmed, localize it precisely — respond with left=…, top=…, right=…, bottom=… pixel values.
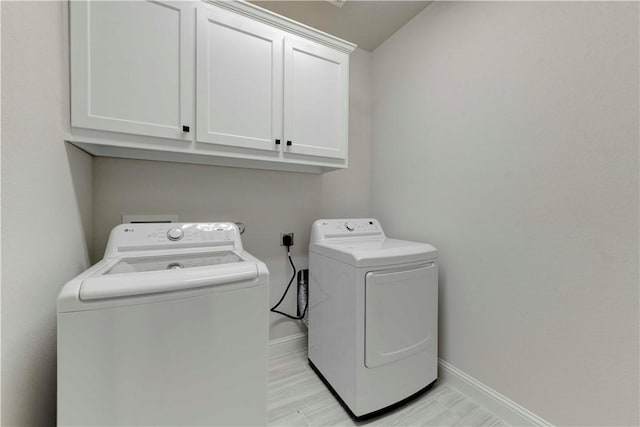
left=310, top=218, right=385, bottom=243
left=105, top=223, right=243, bottom=255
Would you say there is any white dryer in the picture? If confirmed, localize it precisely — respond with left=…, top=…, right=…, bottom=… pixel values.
left=57, top=222, right=269, bottom=426
left=308, top=219, right=438, bottom=419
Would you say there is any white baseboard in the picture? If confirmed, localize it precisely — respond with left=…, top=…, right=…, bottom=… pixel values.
left=438, top=359, right=553, bottom=427
left=268, top=332, right=307, bottom=357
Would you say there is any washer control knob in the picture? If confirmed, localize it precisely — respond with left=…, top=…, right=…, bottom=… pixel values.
left=167, top=227, right=184, bottom=241
left=345, top=221, right=355, bottom=232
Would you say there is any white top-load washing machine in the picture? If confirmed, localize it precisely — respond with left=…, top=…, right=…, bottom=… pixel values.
left=308, top=219, right=438, bottom=419
left=57, top=223, right=268, bottom=426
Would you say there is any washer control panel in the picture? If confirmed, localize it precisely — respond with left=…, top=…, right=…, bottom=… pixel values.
left=109, top=223, right=242, bottom=254
left=311, top=219, right=384, bottom=242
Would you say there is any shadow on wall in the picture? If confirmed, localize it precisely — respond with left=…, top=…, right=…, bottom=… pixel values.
left=436, top=265, right=447, bottom=362
left=64, top=143, right=93, bottom=263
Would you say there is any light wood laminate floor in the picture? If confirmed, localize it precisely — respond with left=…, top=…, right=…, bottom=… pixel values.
left=268, top=350, right=510, bottom=427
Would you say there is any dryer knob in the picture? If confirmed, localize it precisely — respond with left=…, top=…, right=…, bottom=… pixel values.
left=167, top=227, right=184, bottom=241
left=345, top=221, right=355, bottom=232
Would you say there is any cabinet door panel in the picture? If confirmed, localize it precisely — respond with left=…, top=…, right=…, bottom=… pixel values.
left=70, top=1, right=194, bottom=141
left=197, top=6, right=283, bottom=152
left=284, top=39, right=348, bottom=160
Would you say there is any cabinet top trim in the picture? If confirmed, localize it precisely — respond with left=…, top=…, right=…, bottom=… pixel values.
left=204, top=0, right=357, bottom=54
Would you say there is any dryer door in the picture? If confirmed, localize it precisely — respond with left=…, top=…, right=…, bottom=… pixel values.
left=365, top=262, right=437, bottom=368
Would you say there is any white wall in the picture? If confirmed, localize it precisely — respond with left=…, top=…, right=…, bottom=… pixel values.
left=92, top=48, right=372, bottom=341
left=371, top=2, right=639, bottom=425
left=1, top=2, right=93, bottom=425
left=322, top=48, right=371, bottom=218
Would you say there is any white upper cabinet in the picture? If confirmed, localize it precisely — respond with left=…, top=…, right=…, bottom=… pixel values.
left=197, top=6, right=283, bottom=152
left=283, top=39, right=349, bottom=160
left=70, top=1, right=194, bottom=141
left=67, top=1, right=355, bottom=173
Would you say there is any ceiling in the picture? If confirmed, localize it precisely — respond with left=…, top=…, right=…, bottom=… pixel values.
left=249, top=1, right=432, bottom=52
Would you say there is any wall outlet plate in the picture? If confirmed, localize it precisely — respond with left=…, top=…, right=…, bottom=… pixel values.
left=281, top=232, right=294, bottom=247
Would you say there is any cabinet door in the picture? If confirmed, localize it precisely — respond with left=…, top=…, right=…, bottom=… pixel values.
left=196, top=5, right=283, bottom=152
left=70, top=1, right=194, bottom=141
left=283, top=38, right=348, bottom=160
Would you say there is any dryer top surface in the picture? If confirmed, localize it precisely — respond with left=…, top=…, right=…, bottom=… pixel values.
left=310, top=219, right=437, bottom=267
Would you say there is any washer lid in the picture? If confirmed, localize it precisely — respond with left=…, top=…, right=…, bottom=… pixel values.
left=105, top=251, right=242, bottom=274
left=79, top=251, right=258, bottom=300
left=310, top=238, right=437, bottom=267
